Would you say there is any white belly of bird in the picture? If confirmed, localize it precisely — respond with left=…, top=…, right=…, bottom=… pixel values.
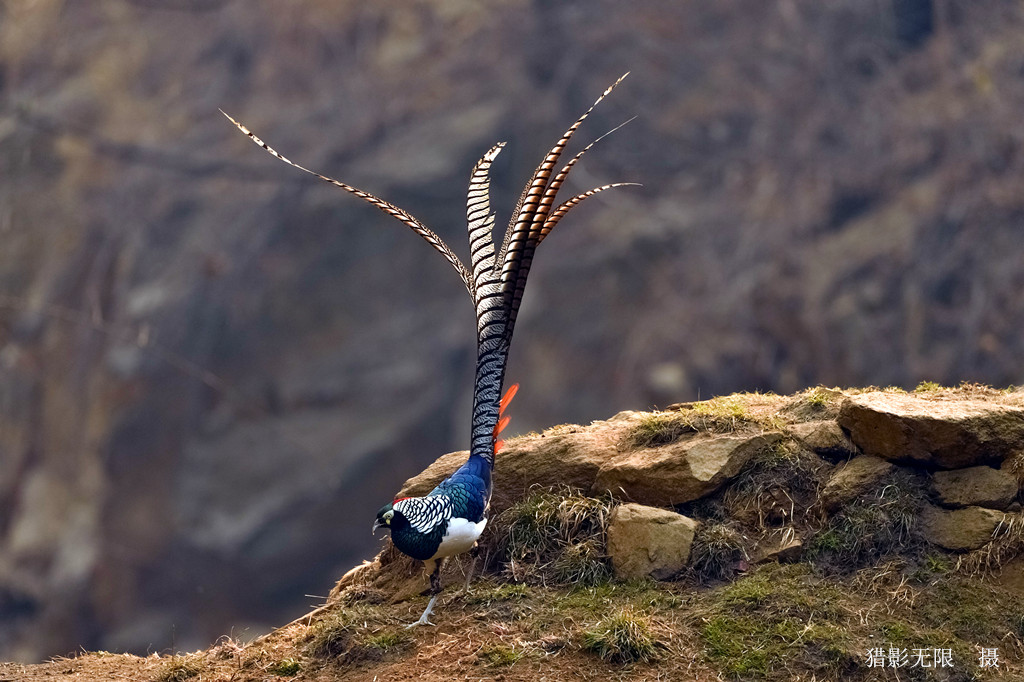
left=431, top=517, right=487, bottom=560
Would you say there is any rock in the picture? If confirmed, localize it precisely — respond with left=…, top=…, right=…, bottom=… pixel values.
left=931, top=466, right=1018, bottom=510
left=789, top=420, right=859, bottom=459
left=838, top=392, right=1024, bottom=468
left=592, top=432, right=784, bottom=506
left=605, top=503, right=698, bottom=580
left=820, top=455, right=895, bottom=512
left=749, top=529, right=803, bottom=563
left=919, top=505, right=1006, bottom=551
left=398, top=414, right=642, bottom=515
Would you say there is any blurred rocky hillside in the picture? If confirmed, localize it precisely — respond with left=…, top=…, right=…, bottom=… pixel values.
left=2, top=0, right=1024, bottom=663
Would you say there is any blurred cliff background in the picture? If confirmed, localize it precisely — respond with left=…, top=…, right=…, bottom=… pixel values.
left=2, top=0, right=1024, bottom=663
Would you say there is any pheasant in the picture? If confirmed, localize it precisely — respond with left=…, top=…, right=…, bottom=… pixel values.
left=224, top=74, right=635, bottom=626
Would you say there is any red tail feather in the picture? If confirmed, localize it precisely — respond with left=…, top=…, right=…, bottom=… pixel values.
left=493, top=384, right=519, bottom=455
left=500, top=383, right=519, bottom=415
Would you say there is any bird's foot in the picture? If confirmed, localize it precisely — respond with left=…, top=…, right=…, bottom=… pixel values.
left=404, top=615, right=435, bottom=629
left=405, top=593, right=439, bottom=628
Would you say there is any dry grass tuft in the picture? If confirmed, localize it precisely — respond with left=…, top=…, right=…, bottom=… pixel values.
left=623, top=411, right=696, bottom=448
left=154, top=655, right=204, bottom=682
left=850, top=560, right=919, bottom=614
left=806, top=469, right=929, bottom=572
left=689, top=523, right=748, bottom=583
left=722, top=442, right=825, bottom=529
left=486, top=488, right=613, bottom=586
left=581, top=607, right=662, bottom=664
left=956, top=511, right=1024, bottom=576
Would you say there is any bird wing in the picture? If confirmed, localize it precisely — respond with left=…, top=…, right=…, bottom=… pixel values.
left=396, top=496, right=452, bottom=535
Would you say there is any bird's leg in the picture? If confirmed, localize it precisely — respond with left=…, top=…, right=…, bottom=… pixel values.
left=407, top=559, right=444, bottom=628
left=463, top=544, right=482, bottom=592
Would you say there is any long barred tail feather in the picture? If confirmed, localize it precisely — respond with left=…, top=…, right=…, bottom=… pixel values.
left=462, top=75, right=635, bottom=474
left=466, top=144, right=504, bottom=292
left=533, top=116, right=638, bottom=238
left=493, top=73, right=626, bottom=301
left=224, top=75, right=634, bottom=489
left=497, top=73, right=629, bottom=273
left=497, top=75, right=634, bottom=343
left=220, top=110, right=475, bottom=297
left=537, top=182, right=642, bottom=245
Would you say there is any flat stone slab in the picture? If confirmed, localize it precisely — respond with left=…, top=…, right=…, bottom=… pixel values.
left=593, top=432, right=784, bottom=506
left=838, top=392, right=1024, bottom=469
left=606, top=503, right=698, bottom=580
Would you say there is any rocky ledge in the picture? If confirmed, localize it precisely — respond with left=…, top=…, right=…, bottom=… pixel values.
left=342, top=384, right=1024, bottom=591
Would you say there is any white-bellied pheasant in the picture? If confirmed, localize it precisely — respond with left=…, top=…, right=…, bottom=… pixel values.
left=224, top=74, right=635, bottom=626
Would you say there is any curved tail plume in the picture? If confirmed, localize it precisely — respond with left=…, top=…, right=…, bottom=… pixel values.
left=224, top=74, right=634, bottom=482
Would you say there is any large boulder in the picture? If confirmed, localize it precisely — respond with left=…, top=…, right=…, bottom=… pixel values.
left=838, top=392, right=1024, bottom=468
left=919, top=505, right=1006, bottom=551
left=820, top=455, right=895, bottom=512
left=605, top=503, right=698, bottom=580
left=593, top=432, right=784, bottom=506
left=931, top=466, right=1019, bottom=510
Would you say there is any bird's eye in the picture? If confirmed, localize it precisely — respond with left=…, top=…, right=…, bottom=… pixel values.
left=383, top=510, right=394, bottom=524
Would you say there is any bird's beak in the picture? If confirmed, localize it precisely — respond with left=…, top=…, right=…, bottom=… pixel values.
left=372, top=519, right=383, bottom=533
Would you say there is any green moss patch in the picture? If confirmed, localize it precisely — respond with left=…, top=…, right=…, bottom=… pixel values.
left=696, top=564, right=854, bottom=678
left=266, top=657, right=301, bottom=676
left=479, top=644, right=524, bottom=667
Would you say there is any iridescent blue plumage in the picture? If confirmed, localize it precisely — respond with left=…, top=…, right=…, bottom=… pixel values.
left=431, top=457, right=490, bottom=522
